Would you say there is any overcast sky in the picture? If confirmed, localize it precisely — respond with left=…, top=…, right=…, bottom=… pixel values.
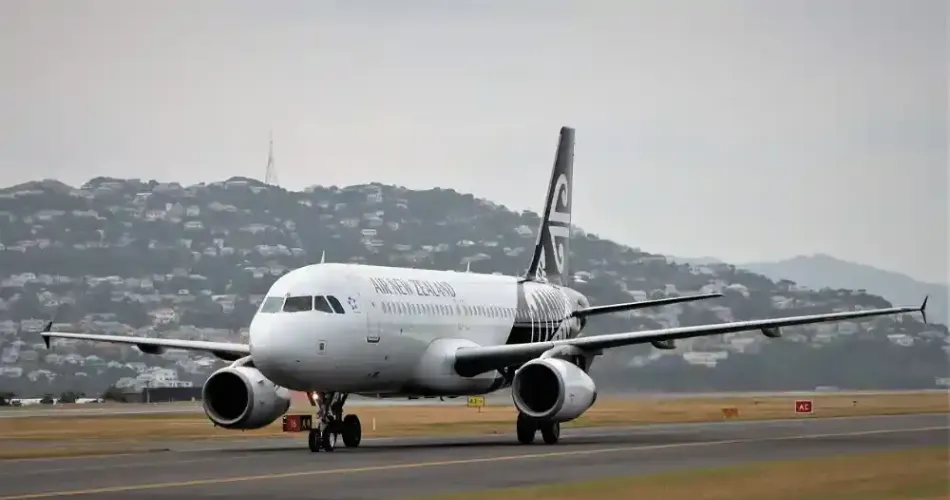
left=1, top=1, right=946, bottom=285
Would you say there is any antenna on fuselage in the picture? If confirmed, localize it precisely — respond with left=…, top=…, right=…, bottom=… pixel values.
left=465, top=261, right=471, bottom=273
left=320, top=250, right=326, bottom=264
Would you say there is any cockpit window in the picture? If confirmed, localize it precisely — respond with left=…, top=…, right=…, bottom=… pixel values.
left=313, top=295, right=334, bottom=314
left=283, top=296, right=313, bottom=312
left=326, top=295, right=345, bottom=314
left=259, top=296, right=284, bottom=313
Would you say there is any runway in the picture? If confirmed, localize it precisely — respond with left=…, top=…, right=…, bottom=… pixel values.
left=0, top=413, right=946, bottom=499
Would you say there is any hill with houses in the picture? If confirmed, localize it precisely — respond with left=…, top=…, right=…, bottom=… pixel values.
left=0, top=176, right=947, bottom=399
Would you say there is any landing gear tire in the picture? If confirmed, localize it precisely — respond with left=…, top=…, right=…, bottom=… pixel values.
left=320, top=425, right=336, bottom=452
left=342, top=414, right=362, bottom=448
left=307, top=428, right=322, bottom=453
left=539, top=421, right=560, bottom=445
left=516, top=413, right=537, bottom=445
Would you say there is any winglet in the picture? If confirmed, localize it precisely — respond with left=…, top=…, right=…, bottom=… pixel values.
left=41, top=319, right=53, bottom=349
left=920, top=295, right=929, bottom=324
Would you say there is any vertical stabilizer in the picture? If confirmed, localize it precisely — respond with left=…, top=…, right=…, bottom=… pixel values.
left=523, top=126, right=574, bottom=285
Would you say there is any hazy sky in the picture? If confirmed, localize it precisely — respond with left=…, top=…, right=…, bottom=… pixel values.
left=2, top=1, right=947, bottom=284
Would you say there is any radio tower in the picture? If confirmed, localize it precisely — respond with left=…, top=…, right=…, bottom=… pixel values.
left=264, top=130, right=279, bottom=186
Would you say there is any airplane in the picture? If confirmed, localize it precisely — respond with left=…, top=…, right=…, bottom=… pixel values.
left=40, top=126, right=928, bottom=454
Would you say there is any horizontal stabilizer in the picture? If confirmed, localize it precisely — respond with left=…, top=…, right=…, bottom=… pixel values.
left=572, top=292, right=723, bottom=317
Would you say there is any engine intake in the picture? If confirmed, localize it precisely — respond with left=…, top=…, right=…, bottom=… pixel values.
left=202, top=366, right=291, bottom=430
left=511, top=357, right=597, bottom=422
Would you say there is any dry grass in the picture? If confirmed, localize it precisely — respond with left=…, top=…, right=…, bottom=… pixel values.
left=0, top=392, right=945, bottom=458
left=415, top=446, right=950, bottom=500
left=0, top=446, right=166, bottom=461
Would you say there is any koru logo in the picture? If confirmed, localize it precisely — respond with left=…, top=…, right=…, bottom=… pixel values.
left=347, top=297, right=360, bottom=312
left=544, top=173, right=571, bottom=276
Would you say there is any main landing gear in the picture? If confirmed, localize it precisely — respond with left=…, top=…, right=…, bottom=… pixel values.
left=516, top=412, right=560, bottom=445
left=307, top=391, right=362, bottom=452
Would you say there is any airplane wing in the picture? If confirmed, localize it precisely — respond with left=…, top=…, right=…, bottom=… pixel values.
left=41, top=328, right=250, bottom=362
left=453, top=298, right=929, bottom=377
left=573, top=292, right=722, bottom=317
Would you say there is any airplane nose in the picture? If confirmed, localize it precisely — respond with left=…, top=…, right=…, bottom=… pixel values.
left=249, top=315, right=308, bottom=389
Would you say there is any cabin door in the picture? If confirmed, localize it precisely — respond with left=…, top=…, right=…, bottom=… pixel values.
left=364, top=296, right=389, bottom=382
left=365, top=295, right=382, bottom=344
left=455, top=299, right=468, bottom=334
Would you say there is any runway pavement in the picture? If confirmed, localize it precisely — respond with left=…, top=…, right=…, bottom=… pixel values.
left=0, top=413, right=945, bottom=499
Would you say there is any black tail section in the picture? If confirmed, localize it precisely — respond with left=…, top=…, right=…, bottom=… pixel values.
left=524, top=126, right=574, bottom=286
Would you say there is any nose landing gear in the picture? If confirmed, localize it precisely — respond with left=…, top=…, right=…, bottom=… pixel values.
left=515, top=412, right=560, bottom=445
left=307, top=391, right=362, bottom=452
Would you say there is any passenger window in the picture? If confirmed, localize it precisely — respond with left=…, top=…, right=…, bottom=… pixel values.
left=283, top=296, right=312, bottom=312
left=313, top=296, right=334, bottom=314
left=259, top=296, right=284, bottom=313
left=326, top=295, right=345, bottom=314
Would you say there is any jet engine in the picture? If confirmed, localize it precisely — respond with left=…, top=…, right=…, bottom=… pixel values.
left=511, top=357, right=597, bottom=422
left=201, top=366, right=291, bottom=430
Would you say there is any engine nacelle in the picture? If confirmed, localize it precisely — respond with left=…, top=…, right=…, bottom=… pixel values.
left=511, top=357, right=597, bottom=422
left=201, top=366, right=291, bottom=430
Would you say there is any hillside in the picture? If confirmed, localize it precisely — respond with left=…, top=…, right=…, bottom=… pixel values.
left=0, top=176, right=947, bottom=398
left=737, top=254, right=948, bottom=326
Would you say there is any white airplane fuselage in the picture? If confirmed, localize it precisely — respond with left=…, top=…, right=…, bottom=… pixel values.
left=250, top=262, right=588, bottom=397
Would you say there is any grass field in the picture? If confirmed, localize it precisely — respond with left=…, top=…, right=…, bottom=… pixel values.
left=413, top=446, right=950, bottom=500
left=0, top=391, right=946, bottom=460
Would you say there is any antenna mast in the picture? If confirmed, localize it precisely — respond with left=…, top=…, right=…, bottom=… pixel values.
left=264, top=130, right=279, bottom=186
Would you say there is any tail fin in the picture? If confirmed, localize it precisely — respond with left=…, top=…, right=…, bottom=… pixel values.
left=523, top=126, right=574, bottom=285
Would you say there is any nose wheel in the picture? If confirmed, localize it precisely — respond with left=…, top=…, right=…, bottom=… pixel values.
left=308, top=392, right=362, bottom=452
